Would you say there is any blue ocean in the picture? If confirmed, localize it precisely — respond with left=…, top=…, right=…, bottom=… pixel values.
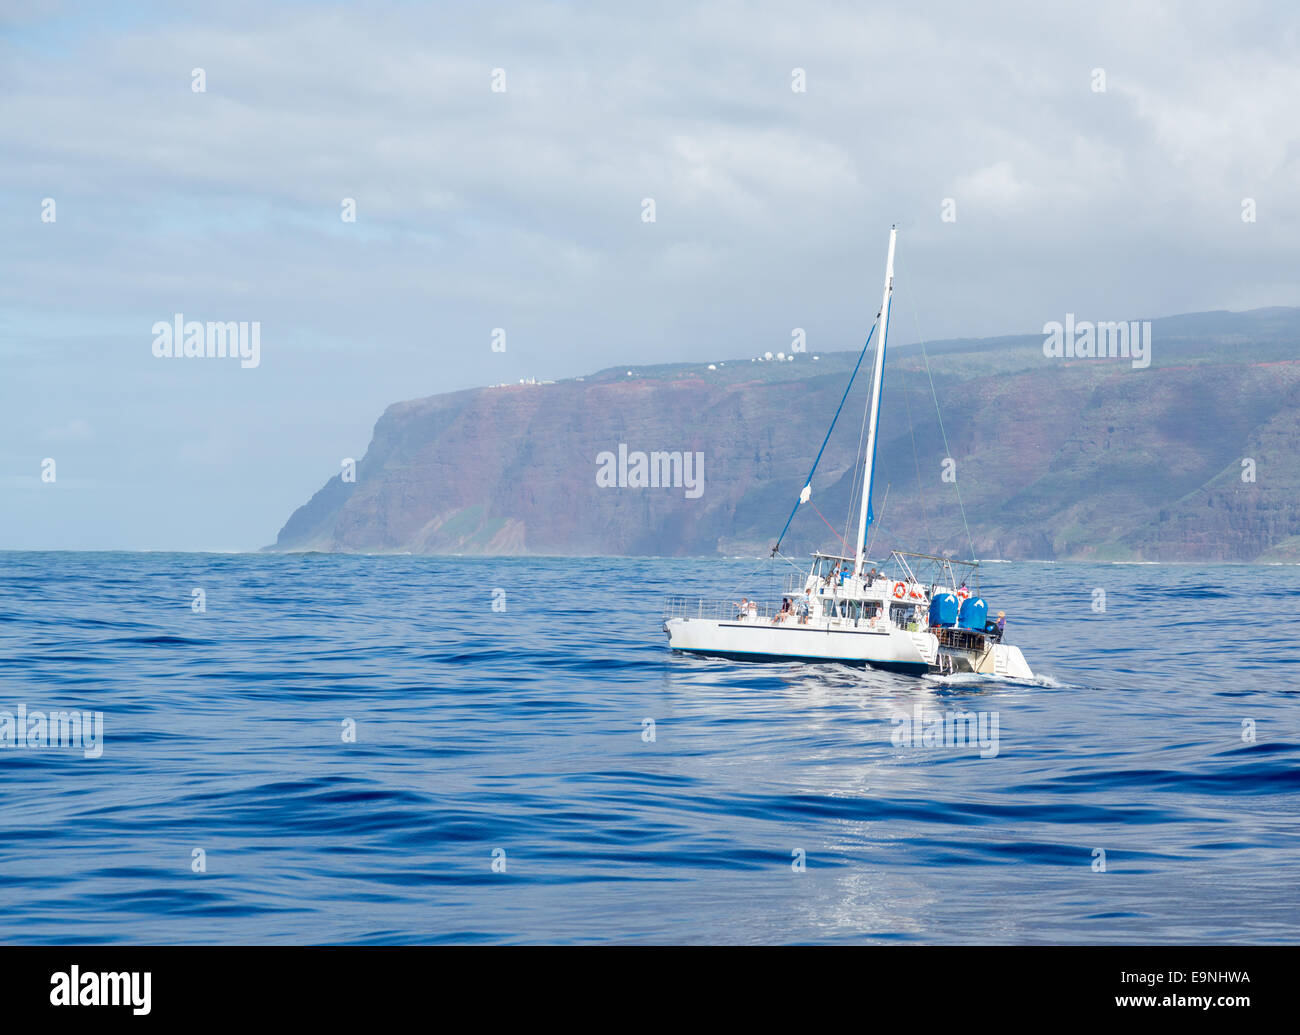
left=0, top=552, right=1296, bottom=944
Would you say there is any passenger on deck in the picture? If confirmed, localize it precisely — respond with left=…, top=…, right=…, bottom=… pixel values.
left=867, top=566, right=878, bottom=586
left=736, top=597, right=750, bottom=620
left=995, top=611, right=1006, bottom=641
left=776, top=597, right=792, bottom=623
left=798, top=589, right=813, bottom=624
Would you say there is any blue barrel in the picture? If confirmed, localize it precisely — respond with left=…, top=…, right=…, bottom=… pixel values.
left=957, top=596, right=988, bottom=631
left=928, top=592, right=958, bottom=627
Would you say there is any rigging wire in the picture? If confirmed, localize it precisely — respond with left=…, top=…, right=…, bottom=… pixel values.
left=900, top=277, right=977, bottom=560
left=770, top=319, right=879, bottom=556
left=840, top=339, right=876, bottom=556
left=896, top=355, right=932, bottom=553
left=727, top=554, right=768, bottom=596
left=771, top=550, right=805, bottom=572
left=863, top=483, right=890, bottom=559
left=725, top=544, right=806, bottom=613
left=808, top=498, right=849, bottom=553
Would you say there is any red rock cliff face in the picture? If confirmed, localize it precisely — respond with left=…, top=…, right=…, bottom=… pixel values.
left=271, top=308, right=1300, bottom=561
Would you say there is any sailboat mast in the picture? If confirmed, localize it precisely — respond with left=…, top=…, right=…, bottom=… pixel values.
left=852, top=226, right=897, bottom=577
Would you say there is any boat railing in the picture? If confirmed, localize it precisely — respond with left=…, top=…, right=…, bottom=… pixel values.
left=662, top=596, right=775, bottom=621
left=783, top=572, right=808, bottom=595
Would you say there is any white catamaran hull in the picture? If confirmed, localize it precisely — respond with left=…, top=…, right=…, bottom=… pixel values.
left=664, top=616, right=937, bottom=674
left=664, top=613, right=1034, bottom=679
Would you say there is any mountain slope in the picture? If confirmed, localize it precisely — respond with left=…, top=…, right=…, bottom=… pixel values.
left=270, top=307, right=1300, bottom=561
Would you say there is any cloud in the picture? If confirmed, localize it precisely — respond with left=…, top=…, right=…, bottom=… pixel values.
left=954, top=161, right=1029, bottom=208
left=43, top=418, right=93, bottom=442
left=1, top=0, right=1297, bottom=548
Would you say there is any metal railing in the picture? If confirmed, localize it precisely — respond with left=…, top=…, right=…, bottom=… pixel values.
left=783, top=571, right=810, bottom=595
left=662, top=596, right=776, bottom=621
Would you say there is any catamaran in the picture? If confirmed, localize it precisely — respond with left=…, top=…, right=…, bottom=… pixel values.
left=662, top=227, right=1034, bottom=679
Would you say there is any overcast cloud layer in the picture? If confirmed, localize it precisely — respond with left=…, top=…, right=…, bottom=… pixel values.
left=2, top=0, right=1298, bottom=550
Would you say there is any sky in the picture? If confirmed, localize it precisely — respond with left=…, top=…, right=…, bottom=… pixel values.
left=2, top=0, right=1298, bottom=550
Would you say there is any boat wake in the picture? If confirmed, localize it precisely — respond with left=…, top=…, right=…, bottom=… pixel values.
left=923, top=670, right=1074, bottom=691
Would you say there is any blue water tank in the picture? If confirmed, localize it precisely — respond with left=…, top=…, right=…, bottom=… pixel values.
left=929, top=593, right=958, bottom=627
left=958, top=596, right=988, bottom=631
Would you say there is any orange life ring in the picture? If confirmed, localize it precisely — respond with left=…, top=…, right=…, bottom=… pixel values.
left=957, top=588, right=970, bottom=601
left=893, top=582, right=906, bottom=599
left=908, top=584, right=923, bottom=599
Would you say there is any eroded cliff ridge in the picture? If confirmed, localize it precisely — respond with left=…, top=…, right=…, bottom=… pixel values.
left=271, top=307, right=1300, bottom=561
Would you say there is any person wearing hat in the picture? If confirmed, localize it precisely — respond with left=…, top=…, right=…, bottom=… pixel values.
left=994, top=611, right=1006, bottom=642
left=799, top=587, right=814, bottom=624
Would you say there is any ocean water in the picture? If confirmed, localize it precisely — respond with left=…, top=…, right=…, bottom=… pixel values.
left=0, top=552, right=1297, bottom=944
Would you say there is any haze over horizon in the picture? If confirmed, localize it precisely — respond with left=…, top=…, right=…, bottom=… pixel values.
left=3, top=1, right=1298, bottom=550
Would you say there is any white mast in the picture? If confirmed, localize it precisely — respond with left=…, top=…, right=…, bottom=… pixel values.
left=853, top=226, right=896, bottom=577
